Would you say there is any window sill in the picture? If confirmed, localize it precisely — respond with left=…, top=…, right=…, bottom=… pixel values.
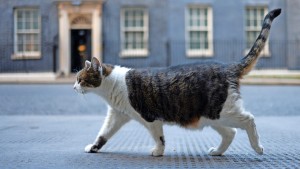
left=11, top=53, right=41, bottom=60
left=120, top=50, right=149, bottom=58
left=186, top=50, right=214, bottom=57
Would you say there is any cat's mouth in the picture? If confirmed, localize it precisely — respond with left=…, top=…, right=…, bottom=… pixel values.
left=74, top=86, right=85, bottom=95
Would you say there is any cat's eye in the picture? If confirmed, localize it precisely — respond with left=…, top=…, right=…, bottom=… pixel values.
left=78, top=78, right=82, bottom=83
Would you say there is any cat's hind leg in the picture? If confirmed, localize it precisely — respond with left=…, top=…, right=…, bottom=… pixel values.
left=208, top=126, right=237, bottom=156
left=85, top=108, right=130, bottom=153
left=220, top=100, right=264, bottom=155
left=238, top=112, right=264, bottom=155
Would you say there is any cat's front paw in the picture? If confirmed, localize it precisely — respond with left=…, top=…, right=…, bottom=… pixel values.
left=84, top=144, right=99, bottom=153
left=254, top=145, right=264, bottom=155
left=208, top=147, right=223, bottom=156
left=151, top=146, right=164, bottom=157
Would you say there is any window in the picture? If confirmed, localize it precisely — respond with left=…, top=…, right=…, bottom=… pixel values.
left=245, top=7, right=269, bottom=56
left=13, top=8, right=41, bottom=59
left=186, top=6, right=213, bottom=57
left=121, top=8, right=148, bottom=57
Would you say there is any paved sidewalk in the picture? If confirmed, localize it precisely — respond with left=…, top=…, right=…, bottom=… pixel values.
left=1, top=115, right=299, bottom=169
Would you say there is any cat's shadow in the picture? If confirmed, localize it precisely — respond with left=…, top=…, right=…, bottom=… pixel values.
left=89, top=151, right=264, bottom=166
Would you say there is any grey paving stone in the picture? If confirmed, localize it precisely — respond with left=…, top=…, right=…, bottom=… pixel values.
left=0, top=116, right=299, bottom=169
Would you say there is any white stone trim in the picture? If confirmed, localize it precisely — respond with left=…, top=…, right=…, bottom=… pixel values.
left=92, top=7, right=102, bottom=62
left=57, top=2, right=102, bottom=76
left=58, top=7, right=70, bottom=76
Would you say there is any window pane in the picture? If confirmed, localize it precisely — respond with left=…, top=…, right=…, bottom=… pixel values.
left=189, top=31, right=208, bottom=50
left=17, top=34, right=24, bottom=52
left=189, top=8, right=208, bottom=28
left=125, top=32, right=133, bottom=49
left=125, top=11, right=129, bottom=17
left=16, top=9, right=40, bottom=30
left=125, top=20, right=129, bottom=27
left=246, top=9, right=250, bottom=27
left=25, top=11, right=31, bottom=22
left=201, top=32, right=207, bottom=49
left=25, top=21, right=31, bottom=30
left=196, top=8, right=200, bottom=16
left=135, top=16, right=143, bottom=27
left=17, top=34, right=24, bottom=44
left=33, top=34, right=39, bottom=44
left=247, top=31, right=260, bottom=48
left=33, top=10, right=38, bottom=20
left=203, top=31, right=208, bottom=49
left=189, top=31, right=199, bottom=49
left=17, top=21, right=23, bottom=30
left=17, top=11, right=24, bottom=31
left=135, top=32, right=143, bottom=49
left=18, top=44, right=24, bottom=52
left=22, top=34, right=37, bottom=52
left=139, top=19, right=144, bottom=27
left=189, top=18, right=194, bottom=27
left=246, top=7, right=267, bottom=27
left=260, top=9, right=265, bottom=18
left=128, top=19, right=133, bottom=27
left=33, top=21, right=39, bottom=29
left=17, top=10, right=23, bottom=19
left=125, top=32, right=144, bottom=49
left=32, top=10, right=39, bottom=30
left=124, top=9, right=144, bottom=28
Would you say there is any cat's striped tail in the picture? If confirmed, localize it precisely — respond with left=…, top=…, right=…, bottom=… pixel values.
left=238, top=8, right=281, bottom=76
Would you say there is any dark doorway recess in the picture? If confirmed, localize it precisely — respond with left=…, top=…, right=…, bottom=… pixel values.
left=71, top=29, right=92, bottom=72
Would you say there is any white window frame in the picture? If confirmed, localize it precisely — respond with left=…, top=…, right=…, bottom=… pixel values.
left=185, top=5, right=213, bottom=57
left=13, top=8, right=41, bottom=60
left=245, top=6, right=270, bottom=56
left=120, top=7, right=149, bottom=57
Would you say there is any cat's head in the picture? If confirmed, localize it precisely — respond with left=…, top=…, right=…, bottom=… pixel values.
left=73, top=57, right=103, bottom=94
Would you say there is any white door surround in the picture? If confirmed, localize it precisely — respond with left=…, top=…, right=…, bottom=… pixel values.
left=58, top=1, right=102, bottom=76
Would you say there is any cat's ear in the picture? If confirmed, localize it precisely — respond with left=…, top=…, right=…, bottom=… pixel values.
left=91, top=57, right=102, bottom=72
left=85, top=60, right=91, bottom=69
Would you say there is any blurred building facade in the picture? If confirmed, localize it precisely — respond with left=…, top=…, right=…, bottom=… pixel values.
left=0, top=0, right=299, bottom=75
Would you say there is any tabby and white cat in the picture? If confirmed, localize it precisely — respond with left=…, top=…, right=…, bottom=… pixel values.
left=74, top=9, right=281, bottom=156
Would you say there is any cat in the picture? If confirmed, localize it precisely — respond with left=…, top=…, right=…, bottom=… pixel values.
left=74, top=9, right=281, bottom=156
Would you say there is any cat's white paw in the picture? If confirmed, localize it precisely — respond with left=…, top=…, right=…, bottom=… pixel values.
left=208, top=147, right=223, bottom=156
left=84, top=144, right=99, bottom=153
left=151, top=146, right=164, bottom=157
left=254, top=145, right=264, bottom=155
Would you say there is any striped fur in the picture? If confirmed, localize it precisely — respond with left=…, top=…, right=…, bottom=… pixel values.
left=238, top=8, right=281, bottom=76
left=125, top=62, right=229, bottom=126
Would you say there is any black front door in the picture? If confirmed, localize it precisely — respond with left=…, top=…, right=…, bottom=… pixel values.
left=71, top=29, right=92, bottom=72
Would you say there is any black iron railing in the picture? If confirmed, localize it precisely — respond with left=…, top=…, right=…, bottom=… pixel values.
left=0, top=40, right=299, bottom=73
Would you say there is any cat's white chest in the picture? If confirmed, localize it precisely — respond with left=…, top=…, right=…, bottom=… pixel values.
left=95, top=67, right=140, bottom=117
